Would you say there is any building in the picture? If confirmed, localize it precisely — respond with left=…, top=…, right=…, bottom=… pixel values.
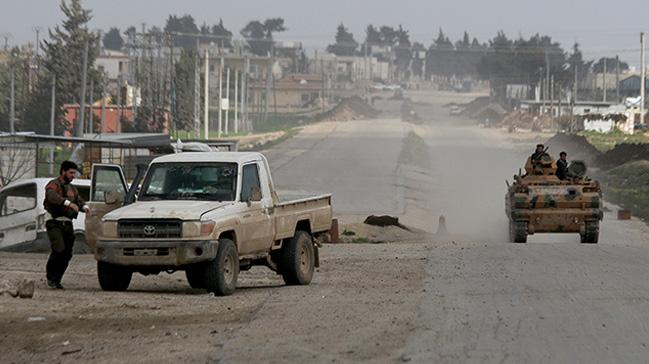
left=95, top=49, right=129, bottom=82
left=249, top=74, right=324, bottom=112
left=618, top=74, right=649, bottom=99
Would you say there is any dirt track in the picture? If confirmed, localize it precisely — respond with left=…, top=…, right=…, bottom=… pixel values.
left=3, top=90, right=649, bottom=363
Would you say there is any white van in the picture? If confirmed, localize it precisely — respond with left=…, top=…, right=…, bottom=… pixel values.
left=0, top=178, right=91, bottom=253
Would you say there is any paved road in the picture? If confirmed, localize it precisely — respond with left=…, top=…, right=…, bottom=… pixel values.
left=265, top=119, right=407, bottom=219
left=401, top=91, right=649, bottom=363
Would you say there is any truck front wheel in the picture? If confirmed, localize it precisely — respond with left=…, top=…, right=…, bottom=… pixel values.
left=97, top=261, right=132, bottom=291
left=203, top=239, right=239, bottom=296
left=185, top=264, right=205, bottom=289
left=281, top=231, right=315, bottom=285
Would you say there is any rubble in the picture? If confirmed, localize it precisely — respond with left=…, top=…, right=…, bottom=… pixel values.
left=597, top=143, right=649, bottom=170
left=0, top=278, right=35, bottom=299
left=545, top=133, right=602, bottom=166
left=317, top=96, right=380, bottom=121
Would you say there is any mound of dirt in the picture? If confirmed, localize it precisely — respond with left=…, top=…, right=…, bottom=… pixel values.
left=502, top=111, right=555, bottom=131
left=597, top=143, right=649, bottom=170
left=599, top=160, right=649, bottom=221
left=317, top=96, right=380, bottom=121
left=340, top=222, right=429, bottom=244
left=459, top=96, right=491, bottom=117
left=545, top=133, right=602, bottom=166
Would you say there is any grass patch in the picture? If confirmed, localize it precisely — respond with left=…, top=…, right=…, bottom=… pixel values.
left=598, top=160, right=649, bottom=222
left=579, top=130, right=649, bottom=152
left=398, top=131, right=431, bottom=170
left=351, top=237, right=370, bottom=244
left=342, top=229, right=356, bottom=236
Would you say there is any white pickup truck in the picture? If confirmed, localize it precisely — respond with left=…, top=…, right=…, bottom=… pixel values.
left=88, top=152, right=333, bottom=296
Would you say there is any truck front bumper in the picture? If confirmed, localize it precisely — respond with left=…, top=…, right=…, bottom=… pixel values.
left=95, top=239, right=217, bottom=266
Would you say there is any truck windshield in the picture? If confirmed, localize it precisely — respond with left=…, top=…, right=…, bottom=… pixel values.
left=139, top=163, right=237, bottom=202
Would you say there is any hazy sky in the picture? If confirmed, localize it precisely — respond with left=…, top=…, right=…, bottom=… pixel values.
left=2, top=0, right=648, bottom=66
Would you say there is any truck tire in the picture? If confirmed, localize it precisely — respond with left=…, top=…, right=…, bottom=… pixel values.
left=281, top=231, right=315, bottom=285
left=580, top=222, right=599, bottom=244
left=185, top=264, right=205, bottom=289
left=97, top=261, right=132, bottom=291
left=203, top=239, right=238, bottom=296
left=509, top=221, right=528, bottom=243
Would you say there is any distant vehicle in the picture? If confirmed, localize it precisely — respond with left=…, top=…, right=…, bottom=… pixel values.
left=89, top=152, right=333, bottom=295
left=371, top=83, right=402, bottom=92
left=0, top=178, right=91, bottom=252
left=449, top=105, right=462, bottom=115
left=505, top=155, right=603, bottom=244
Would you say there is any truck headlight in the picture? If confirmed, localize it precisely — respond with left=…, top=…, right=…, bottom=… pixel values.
left=102, top=221, right=118, bottom=238
left=183, top=220, right=216, bottom=238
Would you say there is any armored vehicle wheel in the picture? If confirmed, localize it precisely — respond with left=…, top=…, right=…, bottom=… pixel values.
left=580, top=222, right=599, bottom=244
left=185, top=264, right=205, bottom=289
left=203, top=239, right=239, bottom=296
left=97, top=261, right=132, bottom=291
left=281, top=231, right=315, bottom=285
left=509, top=221, right=528, bottom=243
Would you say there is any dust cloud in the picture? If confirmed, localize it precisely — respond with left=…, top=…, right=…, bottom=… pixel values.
left=404, top=91, right=531, bottom=244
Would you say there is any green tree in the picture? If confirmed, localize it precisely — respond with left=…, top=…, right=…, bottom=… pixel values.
left=173, top=48, right=197, bottom=132
left=327, top=23, right=358, bottom=56
left=24, top=0, right=102, bottom=135
left=165, top=14, right=199, bottom=48
left=0, top=48, right=31, bottom=131
left=103, top=27, right=123, bottom=50
left=592, top=57, right=628, bottom=73
left=241, top=18, right=287, bottom=56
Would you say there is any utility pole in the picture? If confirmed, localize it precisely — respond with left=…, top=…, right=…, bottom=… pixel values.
left=218, top=55, right=224, bottom=137
left=641, top=32, right=646, bottom=125
left=49, top=75, right=56, bottom=175
left=193, top=38, right=201, bottom=138
left=234, top=70, right=238, bottom=134
left=88, top=79, right=94, bottom=133
left=225, top=67, right=230, bottom=134
left=10, top=67, right=15, bottom=134
left=574, top=63, right=579, bottom=103
left=550, top=74, right=555, bottom=120
left=76, top=39, right=89, bottom=137
left=616, top=55, right=620, bottom=102
left=203, top=49, right=209, bottom=139
left=603, top=58, right=607, bottom=102
left=244, top=57, right=250, bottom=132
left=545, top=51, right=550, bottom=115
left=100, top=90, right=106, bottom=133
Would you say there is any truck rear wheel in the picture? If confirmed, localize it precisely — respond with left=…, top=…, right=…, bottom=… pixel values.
left=185, top=264, right=205, bottom=289
left=509, top=221, right=528, bottom=243
left=281, top=231, right=315, bottom=285
left=580, top=222, right=599, bottom=244
left=203, top=239, right=238, bottom=296
left=97, top=261, right=132, bottom=291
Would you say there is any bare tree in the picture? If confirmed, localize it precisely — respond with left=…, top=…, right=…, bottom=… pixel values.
left=0, top=144, right=35, bottom=187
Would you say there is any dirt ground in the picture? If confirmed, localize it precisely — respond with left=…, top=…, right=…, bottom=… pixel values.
left=0, top=241, right=429, bottom=363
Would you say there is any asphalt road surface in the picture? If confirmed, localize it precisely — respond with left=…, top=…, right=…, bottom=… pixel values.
left=3, top=90, right=649, bottom=363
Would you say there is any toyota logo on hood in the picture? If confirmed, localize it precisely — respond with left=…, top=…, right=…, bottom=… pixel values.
left=143, top=225, right=156, bottom=236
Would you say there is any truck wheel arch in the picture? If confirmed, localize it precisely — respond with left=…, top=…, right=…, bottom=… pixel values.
left=218, top=230, right=237, bottom=246
left=295, top=219, right=312, bottom=234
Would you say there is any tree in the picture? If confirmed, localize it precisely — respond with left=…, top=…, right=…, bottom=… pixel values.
left=165, top=14, right=199, bottom=48
left=211, top=19, right=233, bottom=48
left=103, top=27, right=123, bottom=50
left=592, top=57, right=629, bottom=73
left=0, top=48, right=31, bottom=132
left=327, top=23, right=357, bottom=56
left=241, top=18, right=286, bottom=56
left=24, top=0, right=103, bottom=135
left=174, top=48, right=197, bottom=132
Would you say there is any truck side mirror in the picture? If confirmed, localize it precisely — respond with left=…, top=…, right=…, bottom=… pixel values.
left=105, top=190, right=120, bottom=205
left=251, top=187, right=262, bottom=202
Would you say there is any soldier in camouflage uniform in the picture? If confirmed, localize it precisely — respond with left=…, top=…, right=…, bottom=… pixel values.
left=44, top=161, right=91, bottom=289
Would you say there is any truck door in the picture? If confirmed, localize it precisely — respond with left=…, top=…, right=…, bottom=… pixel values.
left=239, top=162, right=274, bottom=254
left=85, top=164, right=128, bottom=250
left=0, top=183, right=38, bottom=250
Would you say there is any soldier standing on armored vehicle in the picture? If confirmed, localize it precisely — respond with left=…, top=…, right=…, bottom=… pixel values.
left=556, top=152, right=569, bottom=180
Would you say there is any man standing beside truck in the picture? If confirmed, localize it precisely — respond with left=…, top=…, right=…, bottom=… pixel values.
left=43, top=161, right=91, bottom=289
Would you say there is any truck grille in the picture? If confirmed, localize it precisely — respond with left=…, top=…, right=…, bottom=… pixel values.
left=118, top=219, right=182, bottom=239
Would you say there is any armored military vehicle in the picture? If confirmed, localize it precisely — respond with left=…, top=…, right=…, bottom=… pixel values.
left=505, top=153, right=603, bottom=244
